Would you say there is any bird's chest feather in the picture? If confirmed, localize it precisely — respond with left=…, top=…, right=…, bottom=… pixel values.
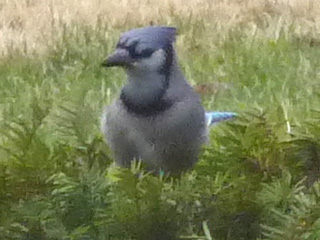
left=106, top=101, right=157, bottom=146
left=113, top=103, right=177, bottom=148
left=124, top=111, right=164, bottom=145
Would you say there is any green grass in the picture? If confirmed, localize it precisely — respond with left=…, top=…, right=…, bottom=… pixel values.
left=0, top=20, right=320, bottom=240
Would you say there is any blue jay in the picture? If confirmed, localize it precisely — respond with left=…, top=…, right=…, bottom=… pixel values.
left=101, top=26, right=236, bottom=174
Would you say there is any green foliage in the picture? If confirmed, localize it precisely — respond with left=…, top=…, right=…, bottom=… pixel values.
left=259, top=177, right=320, bottom=240
left=0, top=19, right=320, bottom=240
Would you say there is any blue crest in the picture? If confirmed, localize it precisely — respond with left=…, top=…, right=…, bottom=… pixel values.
left=118, top=26, right=177, bottom=52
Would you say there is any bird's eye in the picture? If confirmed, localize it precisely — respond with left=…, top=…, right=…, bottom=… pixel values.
left=130, top=48, right=154, bottom=59
left=138, top=49, right=154, bottom=58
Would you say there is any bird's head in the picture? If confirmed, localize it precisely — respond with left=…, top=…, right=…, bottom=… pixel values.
left=102, top=26, right=176, bottom=75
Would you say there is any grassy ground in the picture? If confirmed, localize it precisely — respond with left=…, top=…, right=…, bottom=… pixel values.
left=1, top=0, right=320, bottom=239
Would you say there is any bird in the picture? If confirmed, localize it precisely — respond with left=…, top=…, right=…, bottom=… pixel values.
left=101, top=26, right=236, bottom=174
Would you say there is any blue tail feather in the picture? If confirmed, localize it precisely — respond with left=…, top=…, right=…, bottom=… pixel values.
left=205, top=111, right=237, bottom=126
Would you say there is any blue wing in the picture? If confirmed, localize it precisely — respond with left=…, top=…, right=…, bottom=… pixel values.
left=205, top=111, right=237, bottom=127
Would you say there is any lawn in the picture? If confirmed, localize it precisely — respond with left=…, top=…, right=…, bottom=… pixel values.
left=1, top=0, right=320, bottom=239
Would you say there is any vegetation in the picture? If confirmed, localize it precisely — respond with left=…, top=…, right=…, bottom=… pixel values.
left=1, top=0, right=320, bottom=239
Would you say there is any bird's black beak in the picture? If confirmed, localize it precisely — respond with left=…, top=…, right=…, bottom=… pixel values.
left=101, top=49, right=133, bottom=67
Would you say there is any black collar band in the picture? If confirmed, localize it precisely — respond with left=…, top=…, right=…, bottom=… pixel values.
left=120, top=87, right=173, bottom=117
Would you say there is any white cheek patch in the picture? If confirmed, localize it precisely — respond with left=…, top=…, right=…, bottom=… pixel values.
left=134, top=49, right=166, bottom=70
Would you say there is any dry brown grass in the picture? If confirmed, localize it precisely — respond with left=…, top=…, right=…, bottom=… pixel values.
left=1, top=0, right=320, bottom=56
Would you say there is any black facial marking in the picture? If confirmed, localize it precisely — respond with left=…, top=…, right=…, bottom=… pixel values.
left=126, top=42, right=139, bottom=58
left=131, top=48, right=154, bottom=59
left=116, top=38, right=155, bottom=59
left=159, top=43, right=174, bottom=85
